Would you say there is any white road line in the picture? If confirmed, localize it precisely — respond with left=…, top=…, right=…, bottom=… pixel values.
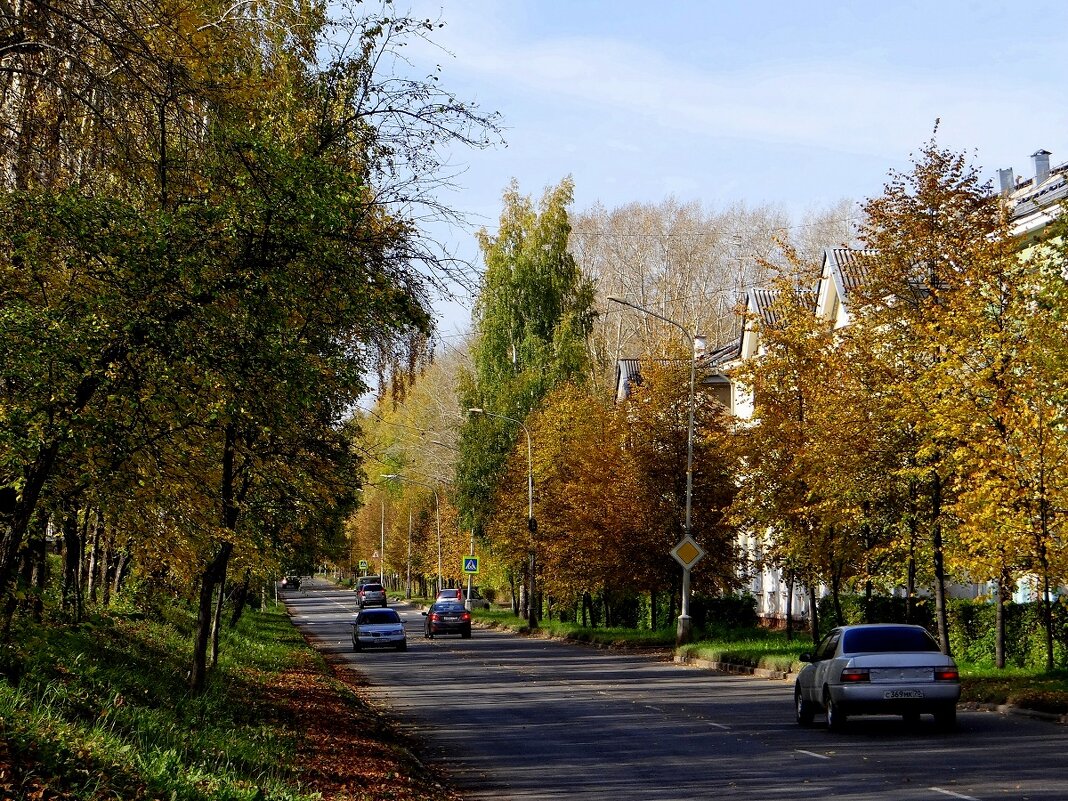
left=795, top=749, right=830, bottom=760
left=930, top=788, right=979, bottom=801
left=707, top=721, right=730, bottom=730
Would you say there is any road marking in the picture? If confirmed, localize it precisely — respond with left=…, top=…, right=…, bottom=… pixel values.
left=930, top=789, right=979, bottom=801
left=706, top=722, right=730, bottom=730
left=795, top=749, right=830, bottom=760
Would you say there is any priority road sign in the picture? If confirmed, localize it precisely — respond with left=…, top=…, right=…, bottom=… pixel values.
left=671, top=536, right=705, bottom=569
left=463, top=557, right=480, bottom=574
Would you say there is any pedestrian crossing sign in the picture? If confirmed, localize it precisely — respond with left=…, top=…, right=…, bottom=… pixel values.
left=463, top=557, right=480, bottom=574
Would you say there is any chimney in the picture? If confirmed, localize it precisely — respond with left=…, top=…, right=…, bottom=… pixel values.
left=998, top=168, right=1015, bottom=196
left=1032, top=149, right=1052, bottom=185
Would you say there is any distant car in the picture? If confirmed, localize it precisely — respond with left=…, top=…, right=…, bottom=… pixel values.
left=435, top=588, right=463, bottom=603
left=352, top=608, right=407, bottom=651
left=794, top=623, right=961, bottom=731
left=466, top=588, right=491, bottom=610
left=355, top=575, right=382, bottom=591
left=423, top=601, right=472, bottom=639
left=357, top=583, right=387, bottom=608
left=280, top=575, right=301, bottom=590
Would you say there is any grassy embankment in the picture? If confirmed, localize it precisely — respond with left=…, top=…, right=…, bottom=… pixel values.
left=0, top=601, right=455, bottom=800
left=473, top=607, right=1068, bottom=714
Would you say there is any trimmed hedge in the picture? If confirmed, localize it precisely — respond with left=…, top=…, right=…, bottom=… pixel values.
left=816, top=594, right=1068, bottom=669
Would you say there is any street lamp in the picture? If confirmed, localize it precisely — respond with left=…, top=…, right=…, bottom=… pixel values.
left=468, top=407, right=537, bottom=629
left=383, top=473, right=442, bottom=593
left=607, top=296, right=702, bottom=646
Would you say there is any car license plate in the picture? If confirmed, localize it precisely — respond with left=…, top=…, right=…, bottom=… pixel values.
left=445, top=616, right=459, bottom=621
left=884, top=689, right=924, bottom=699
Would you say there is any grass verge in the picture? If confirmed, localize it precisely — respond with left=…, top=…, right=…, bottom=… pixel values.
left=0, top=603, right=459, bottom=800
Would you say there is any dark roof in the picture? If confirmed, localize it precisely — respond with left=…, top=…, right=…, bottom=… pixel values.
left=746, top=287, right=817, bottom=328
left=825, top=248, right=874, bottom=296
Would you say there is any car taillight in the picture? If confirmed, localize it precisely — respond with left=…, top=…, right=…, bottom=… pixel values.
left=935, top=667, right=959, bottom=681
left=461, top=613, right=471, bottom=621
left=840, top=667, right=870, bottom=682
left=430, top=613, right=441, bottom=621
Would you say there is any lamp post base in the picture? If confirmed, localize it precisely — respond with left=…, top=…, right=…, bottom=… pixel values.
left=676, top=614, right=693, bottom=646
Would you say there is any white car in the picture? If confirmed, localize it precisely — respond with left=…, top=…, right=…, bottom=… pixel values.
left=794, top=623, right=960, bottom=731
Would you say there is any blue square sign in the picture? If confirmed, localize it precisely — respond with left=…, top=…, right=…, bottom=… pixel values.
left=463, top=557, right=479, bottom=574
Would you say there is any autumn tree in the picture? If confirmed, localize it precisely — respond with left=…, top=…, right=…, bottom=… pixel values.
left=456, top=178, right=596, bottom=622
left=849, top=129, right=1013, bottom=655
left=728, top=263, right=855, bottom=642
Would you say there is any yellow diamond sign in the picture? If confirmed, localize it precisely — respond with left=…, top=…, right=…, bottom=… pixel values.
left=672, top=536, right=705, bottom=569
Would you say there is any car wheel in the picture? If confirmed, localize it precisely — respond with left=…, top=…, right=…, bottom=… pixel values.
left=795, top=686, right=815, bottom=726
left=381, top=601, right=388, bottom=608
left=934, top=704, right=957, bottom=731
left=397, top=640, right=407, bottom=652
left=824, top=688, right=847, bottom=732
left=461, top=628, right=472, bottom=639
left=352, top=638, right=361, bottom=652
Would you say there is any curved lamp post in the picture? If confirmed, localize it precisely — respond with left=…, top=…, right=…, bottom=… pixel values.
left=383, top=473, right=442, bottom=593
left=607, top=296, right=701, bottom=646
left=468, top=407, right=537, bottom=629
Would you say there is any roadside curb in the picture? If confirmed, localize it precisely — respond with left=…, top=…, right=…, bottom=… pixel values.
left=673, top=653, right=791, bottom=681
left=673, top=654, right=1068, bottom=725
left=962, top=701, right=1068, bottom=725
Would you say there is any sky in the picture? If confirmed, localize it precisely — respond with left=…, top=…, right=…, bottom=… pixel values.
left=394, top=0, right=1068, bottom=340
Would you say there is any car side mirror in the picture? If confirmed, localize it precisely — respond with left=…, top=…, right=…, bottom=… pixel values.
left=799, top=652, right=814, bottom=663
left=421, top=611, right=428, bottom=617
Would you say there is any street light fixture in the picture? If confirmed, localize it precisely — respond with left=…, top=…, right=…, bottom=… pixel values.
left=607, top=296, right=702, bottom=646
left=382, top=473, right=442, bottom=593
left=468, top=407, right=538, bottom=629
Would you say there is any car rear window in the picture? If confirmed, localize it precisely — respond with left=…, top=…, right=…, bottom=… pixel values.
left=358, top=609, right=400, bottom=624
left=362, top=584, right=383, bottom=592
left=432, top=602, right=466, bottom=612
left=842, top=626, right=940, bottom=653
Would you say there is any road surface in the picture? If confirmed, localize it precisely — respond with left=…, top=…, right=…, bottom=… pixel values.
left=286, top=578, right=1068, bottom=800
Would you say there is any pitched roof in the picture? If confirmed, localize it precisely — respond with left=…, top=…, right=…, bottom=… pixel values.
left=824, top=247, right=873, bottom=297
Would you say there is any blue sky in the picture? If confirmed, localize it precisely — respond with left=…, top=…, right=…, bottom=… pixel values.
left=398, top=0, right=1068, bottom=337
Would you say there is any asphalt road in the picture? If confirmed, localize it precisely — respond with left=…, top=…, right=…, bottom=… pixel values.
left=285, top=578, right=1068, bottom=800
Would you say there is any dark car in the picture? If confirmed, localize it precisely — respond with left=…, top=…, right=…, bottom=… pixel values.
left=794, top=623, right=961, bottom=731
left=352, top=608, right=407, bottom=651
left=423, top=601, right=471, bottom=639
left=280, top=575, right=301, bottom=590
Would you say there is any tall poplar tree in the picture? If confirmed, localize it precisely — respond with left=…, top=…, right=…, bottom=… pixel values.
left=456, top=178, right=596, bottom=619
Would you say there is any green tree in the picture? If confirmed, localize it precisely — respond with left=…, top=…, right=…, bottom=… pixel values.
left=456, top=178, right=596, bottom=620
left=0, top=1, right=501, bottom=691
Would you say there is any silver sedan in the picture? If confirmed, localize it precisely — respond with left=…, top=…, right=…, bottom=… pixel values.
left=794, top=623, right=961, bottom=731
left=351, top=608, right=407, bottom=652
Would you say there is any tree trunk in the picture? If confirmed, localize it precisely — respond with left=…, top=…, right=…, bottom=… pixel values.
left=807, top=583, right=820, bottom=644
left=930, top=471, right=951, bottom=657
left=61, top=504, right=82, bottom=620
left=229, top=569, right=251, bottom=628
left=1040, top=552, right=1054, bottom=673
left=190, top=542, right=233, bottom=691
left=995, top=569, right=1009, bottom=670
left=210, top=577, right=226, bottom=668
left=785, top=574, right=794, bottom=641
left=86, top=511, right=102, bottom=605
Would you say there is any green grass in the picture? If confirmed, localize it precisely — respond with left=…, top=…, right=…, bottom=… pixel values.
left=1, top=603, right=318, bottom=800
